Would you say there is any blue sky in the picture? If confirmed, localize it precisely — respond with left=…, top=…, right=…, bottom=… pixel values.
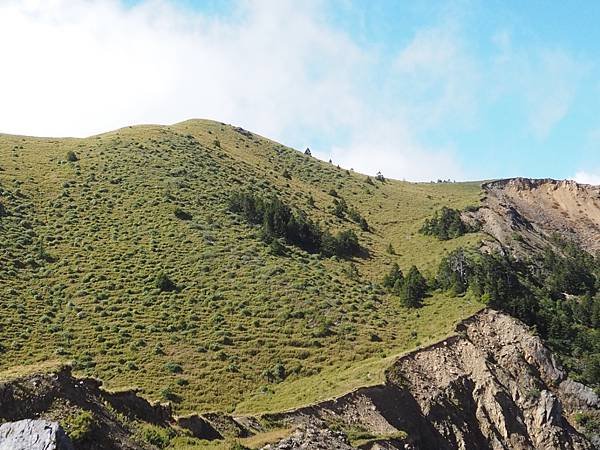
left=1, top=0, right=599, bottom=182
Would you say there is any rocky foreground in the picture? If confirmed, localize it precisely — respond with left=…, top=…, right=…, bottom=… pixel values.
left=1, top=309, right=598, bottom=449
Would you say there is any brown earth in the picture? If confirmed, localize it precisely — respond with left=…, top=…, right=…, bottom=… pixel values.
left=463, top=178, right=600, bottom=257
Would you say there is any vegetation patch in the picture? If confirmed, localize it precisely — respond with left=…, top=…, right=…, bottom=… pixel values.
left=229, top=190, right=361, bottom=258
left=61, top=410, right=95, bottom=444
left=420, top=206, right=476, bottom=240
left=435, top=239, right=600, bottom=389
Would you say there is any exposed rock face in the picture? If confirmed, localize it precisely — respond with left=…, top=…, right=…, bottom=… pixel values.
left=464, top=178, right=600, bottom=256
left=262, top=310, right=598, bottom=450
left=261, top=426, right=354, bottom=449
left=0, top=420, right=73, bottom=450
left=0, top=367, right=220, bottom=449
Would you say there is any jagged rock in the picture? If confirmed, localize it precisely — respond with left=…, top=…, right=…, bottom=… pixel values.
left=262, top=310, right=597, bottom=450
left=201, top=412, right=252, bottom=438
left=176, top=415, right=221, bottom=440
left=261, top=426, right=354, bottom=449
left=559, top=379, right=600, bottom=409
left=0, top=420, right=73, bottom=450
left=463, top=178, right=600, bottom=256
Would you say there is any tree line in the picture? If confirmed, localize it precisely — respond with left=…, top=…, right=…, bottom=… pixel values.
left=229, top=191, right=361, bottom=258
left=434, top=240, right=600, bottom=388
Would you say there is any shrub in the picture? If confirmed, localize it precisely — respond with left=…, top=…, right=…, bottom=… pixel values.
left=156, top=272, right=177, bottom=292
left=332, top=198, right=347, bottom=218
left=263, top=363, right=286, bottom=383
left=332, top=230, right=360, bottom=257
left=66, top=151, right=78, bottom=162
left=165, top=362, right=183, bottom=374
left=138, top=424, right=174, bottom=449
left=269, top=239, right=286, bottom=256
left=574, top=411, right=600, bottom=436
left=61, top=410, right=94, bottom=443
left=174, top=207, right=192, bottom=220
left=160, top=386, right=181, bottom=403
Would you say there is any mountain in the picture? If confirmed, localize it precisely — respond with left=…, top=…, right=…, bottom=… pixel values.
left=0, top=120, right=598, bottom=449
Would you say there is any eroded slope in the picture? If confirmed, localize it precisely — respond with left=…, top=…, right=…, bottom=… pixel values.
left=262, top=309, right=599, bottom=449
left=467, top=178, right=600, bottom=256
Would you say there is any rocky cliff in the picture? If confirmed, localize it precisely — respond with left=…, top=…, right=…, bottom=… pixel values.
left=259, top=309, right=599, bottom=449
left=464, top=178, right=600, bottom=257
left=0, top=366, right=220, bottom=449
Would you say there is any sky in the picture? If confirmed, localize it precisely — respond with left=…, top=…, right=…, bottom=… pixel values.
left=1, top=0, right=599, bottom=183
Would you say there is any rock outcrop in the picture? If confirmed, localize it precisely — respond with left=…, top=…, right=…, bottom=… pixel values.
left=0, top=366, right=220, bottom=449
left=261, top=309, right=598, bottom=449
left=262, top=426, right=354, bottom=449
left=464, top=178, right=600, bottom=256
left=0, top=420, right=73, bottom=450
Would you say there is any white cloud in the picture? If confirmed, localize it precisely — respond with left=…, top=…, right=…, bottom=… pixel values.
left=526, top=50, right=585, bottom=139
left=573, top=171, right=600, bottom=186
left=327, top=118, right=464, bottom=181
left=0, top=0, right=468, bottom=181
left=393, top=24, right=480, bottom=130
left=0, top=0, right=588, bottom=181
left=0, top=0, right=366, bottom=139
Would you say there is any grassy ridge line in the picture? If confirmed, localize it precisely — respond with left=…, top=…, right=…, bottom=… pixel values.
left=0, top=119, right=483, bottom=414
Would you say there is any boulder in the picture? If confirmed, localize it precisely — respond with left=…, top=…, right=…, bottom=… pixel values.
left=0, top=420, right=73, bottom=450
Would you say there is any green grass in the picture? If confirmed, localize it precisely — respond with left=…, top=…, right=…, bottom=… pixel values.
left=0, top=119, right=484, bottom=415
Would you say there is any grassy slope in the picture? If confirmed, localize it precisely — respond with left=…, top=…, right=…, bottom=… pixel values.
left=0, top=119, right=483, bottom=415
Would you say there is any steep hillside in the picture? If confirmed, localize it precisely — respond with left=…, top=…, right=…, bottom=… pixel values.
left=459, top=177, right=600, bottom=392
left=0, top=119, right=483, bottom=415
left=261, top=310, right=599, bottom=449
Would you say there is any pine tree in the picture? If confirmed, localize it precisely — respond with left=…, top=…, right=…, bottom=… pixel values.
left=399, top=266, right=427, bottom=307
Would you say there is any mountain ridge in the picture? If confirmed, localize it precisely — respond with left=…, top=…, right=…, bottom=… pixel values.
left=1, top=120, right=599, bottom=449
